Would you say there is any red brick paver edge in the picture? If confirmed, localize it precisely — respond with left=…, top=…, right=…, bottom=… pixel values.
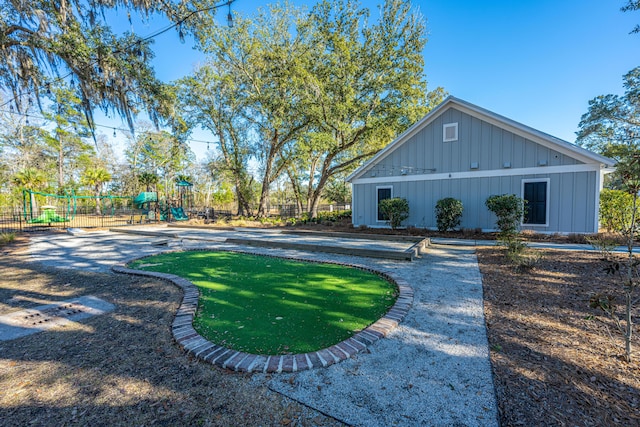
left=112, top=248, right=413, bottom=373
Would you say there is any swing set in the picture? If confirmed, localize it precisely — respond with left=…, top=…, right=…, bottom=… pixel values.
left=22, top=189, right=132, bottom=224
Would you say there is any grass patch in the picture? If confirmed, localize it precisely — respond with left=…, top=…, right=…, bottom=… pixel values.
left=129, top=251, right=397, bottom=355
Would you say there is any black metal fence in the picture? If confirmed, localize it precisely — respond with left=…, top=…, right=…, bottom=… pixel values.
left=0, top=204, right=350, bottom=234
left=260, top=204, right=351, bottom=219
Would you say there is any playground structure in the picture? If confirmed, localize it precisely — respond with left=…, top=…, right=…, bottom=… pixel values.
left=13, top=180, right=201, bottom=231
left=22, top=189, right=133, bottom=224
left=28, top=205, right=68, bottom=224
left=173, top=179, right=193, bottom=221
left=131, top=179, right=193, bottom=223
left=131, top=191, right=160, bottom=223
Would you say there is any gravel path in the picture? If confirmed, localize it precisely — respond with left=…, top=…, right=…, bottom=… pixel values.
left=26, top=229, right=498, bottom=426
left=265, top=245, right=498, bottom=426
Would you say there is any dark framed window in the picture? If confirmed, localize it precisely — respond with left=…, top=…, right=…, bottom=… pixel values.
left=377, top=186, right=392, bottom=221
left=523, top=180, right=548, bottom=225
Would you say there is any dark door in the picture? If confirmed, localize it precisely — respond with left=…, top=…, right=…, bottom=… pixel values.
left=524, top=181, right=547, bottom=225
left=377, top=187, right=392, bottom=221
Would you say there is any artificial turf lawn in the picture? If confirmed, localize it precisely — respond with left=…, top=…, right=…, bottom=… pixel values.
left=129, top=251, right=397, bottom=355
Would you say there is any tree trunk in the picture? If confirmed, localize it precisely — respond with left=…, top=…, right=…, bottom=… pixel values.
left=257, top=139, right=278, bottom=218
left=305, top=158, right=318, bottom=213
left=234, top=175, right=252, bottom=216
left=286, top=168, right=305, bottom=216
left=624, top=193, right=637, bottom=362
left=29, top=193, right=37, bottom=219
left=95, top=187, right=102, bottom=216
left=625, top=289, right=633, bottom=362
left=308, top=172, right=330, bottom=219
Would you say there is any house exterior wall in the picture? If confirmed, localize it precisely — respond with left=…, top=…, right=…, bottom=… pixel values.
left=349, top=102, right=612, bottom=234
left=351, top=170, right=601, bottom=233
left=365, top=107, right=581, bottom=179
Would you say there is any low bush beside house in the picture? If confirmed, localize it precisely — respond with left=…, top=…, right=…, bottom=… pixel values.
left=435, top=198, right=463, bottom=232
left=379, top=197, right=409, bottom=230
left=485, top=194, right=540, bottom=271
left=485, top=194, right=525, bottom=236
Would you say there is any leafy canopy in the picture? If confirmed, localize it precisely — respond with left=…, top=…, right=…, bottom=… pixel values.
left=577, top=67, right=640, bottom=161
left=0, top=0, right=210, bottom=131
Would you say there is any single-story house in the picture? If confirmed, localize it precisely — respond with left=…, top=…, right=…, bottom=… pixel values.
left=346, top=96, right=616, bottom=234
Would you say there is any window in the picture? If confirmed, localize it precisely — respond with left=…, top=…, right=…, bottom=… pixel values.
left=377, top=186, right=392, bottom=221
left=443, top=122, right=458, bottom=142
left=522, top=179, right=549, bottom=226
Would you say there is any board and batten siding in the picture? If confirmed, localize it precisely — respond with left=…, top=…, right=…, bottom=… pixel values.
left=351, top=170, right=599, bottom=233
left=365, top=107, right=580, bottom=179
left=348, top=97, right=615, bottom=234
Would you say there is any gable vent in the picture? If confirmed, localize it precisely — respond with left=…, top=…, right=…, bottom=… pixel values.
left=443, top=123, right=458, bottom=142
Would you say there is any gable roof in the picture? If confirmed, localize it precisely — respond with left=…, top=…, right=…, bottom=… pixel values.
left=346, top=96, right=615, bottom=182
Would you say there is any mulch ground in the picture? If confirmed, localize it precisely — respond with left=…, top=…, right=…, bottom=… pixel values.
left=2, top=232, right=640, bottom=426
left=478, top=247, right=640, bottom=426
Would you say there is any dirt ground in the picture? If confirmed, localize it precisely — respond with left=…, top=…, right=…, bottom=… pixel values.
left=1, top=232, right=639, bottom=426
left=478, top=247, right=640, bottom=426
left=0, top=236, right=343, bottom=427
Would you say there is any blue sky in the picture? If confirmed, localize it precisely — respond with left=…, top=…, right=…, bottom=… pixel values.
left=102, top=0, right=639, bottom=159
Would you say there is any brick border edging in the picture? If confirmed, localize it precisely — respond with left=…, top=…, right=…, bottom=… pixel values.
left=112, top=248, right=413, bottom=373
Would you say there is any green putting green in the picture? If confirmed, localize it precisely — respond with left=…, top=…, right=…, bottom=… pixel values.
left=129, top=251, right=397, bottom=355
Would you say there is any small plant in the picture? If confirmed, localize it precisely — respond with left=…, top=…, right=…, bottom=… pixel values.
left=0, top=232, right=16, bottom=245
left=435, top=198, right=463, bottom=232
left=316, top=210, right=352, bottom=223
left=286, top=217, right=297, bottom=226
left=586, top=235, right=620, bottom=260
left=499, top=232, right=542, bottom=271
left=379, top=197, right=409, bottom=230
left=485, top=194, right=540, bottom=270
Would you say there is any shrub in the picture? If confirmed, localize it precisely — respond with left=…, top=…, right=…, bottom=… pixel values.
left=435, top=198, right=463, bottom=232
left=485, top=194, right=526, bottom=235
left=317, top=210, right=352, bottom=222
left=486, top=194, right=538, bottom=270
left=502, top=233, right=543, bottom=271
left=599, top=188, right=634, bottom=233
left=379, top=197, right=409, bottom=230
left=0, top=232, right=16, bottom=245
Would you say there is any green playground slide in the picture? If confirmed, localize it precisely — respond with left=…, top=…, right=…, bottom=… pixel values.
left=133, top=192, right=158, bottom=208
left=28, top=207, right=67, bottom=223
left=170, top=207, right=188, bottom=221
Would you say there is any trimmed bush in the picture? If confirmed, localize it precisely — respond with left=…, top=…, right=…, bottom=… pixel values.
left=379, top=197, right=409, bottom=229
left=435, top=198, right=463, bottom=232
left=485, top=194, right=526, bottom=235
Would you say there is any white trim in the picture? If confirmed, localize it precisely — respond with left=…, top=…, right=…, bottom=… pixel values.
left=352, top=163, right=603, bottom=185
left=521, top=178, right=550, bottom=227
left=443, top=122, right=458, bottom=142
left=595, top=169, right=606, bottom=232
left=351, top=187, right=357, bottom=227
left=376, top=185, right=393, bottom=223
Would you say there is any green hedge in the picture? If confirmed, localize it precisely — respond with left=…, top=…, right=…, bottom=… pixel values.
left=599, top=189, right=634, bottom=233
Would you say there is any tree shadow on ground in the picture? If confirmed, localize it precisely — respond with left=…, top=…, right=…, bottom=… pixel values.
left=0, top=256, right=343, bottom=426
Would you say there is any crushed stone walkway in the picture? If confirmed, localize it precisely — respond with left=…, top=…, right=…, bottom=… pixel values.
left=22, top=229, right=499, bottom=426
